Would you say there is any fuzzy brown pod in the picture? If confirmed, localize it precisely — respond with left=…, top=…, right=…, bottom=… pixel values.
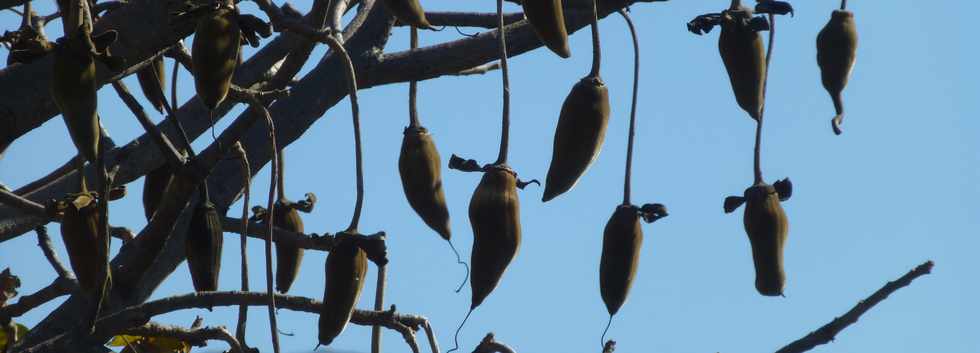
left=599, top=205, right=642, bottom=316
left=274, top=203, right=305, bottom=293
left=135, top=57, right=168, bottom=113
left=383, top=0, right=431, bottom=29
left=318, top=237, right=368, bottom=346
left=59, top=193, right=110, bottom=302
left=192, top=6, right=241, bottom=110
left=543, top=76, right=610, bottom=202
left=51, top=28, right=117, bottom=163
left=399, top=126, right=451, bottom=240
left=141, top=164, right=173, bottom=221
left=469, top=166, right=521, bottom=309
left=725, top=180, right=791, bottom=296
left=718, top=7, right=766, bottom=121
left=185, top=199, right=223, bottom=292
left=522, top=0, right=571, bottom=58
left=817, top=9, right=858, bottom=135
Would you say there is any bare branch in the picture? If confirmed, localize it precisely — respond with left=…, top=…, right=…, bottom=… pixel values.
left=422, top=320, right=440, bottom=353
left=775, top=261, right=935, bottom=353
left=110, top=81, right=186, bottom=168
left=0, top=188, right=47, bottom=218
left=221, top=216, right=337, bottom=251
left=0, top=277, right=76, bottom=323
left=120, top=322, right=244, bottom=353
left=395, top=12, right=524, bottom=29
left=34, top=226, right=72, bottom=280
left=450, top=62, right=501, bottom=76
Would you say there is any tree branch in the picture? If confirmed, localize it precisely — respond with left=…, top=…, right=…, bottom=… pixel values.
left=395, top=12, right=523, bottom=29
left=110, top=81, right=186, bottom=168
left=119, top=322, right=244, bottom=353
left=775, top=261, right=935, bottom=353
left=34, top=226, right=72, bottom=280
left=0, top=277, right=76, bottom=324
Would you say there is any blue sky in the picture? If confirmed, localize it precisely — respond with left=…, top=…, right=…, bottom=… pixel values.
left=2, top=0, right=978, bottom=352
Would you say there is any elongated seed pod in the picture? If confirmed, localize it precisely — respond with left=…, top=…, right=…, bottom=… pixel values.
left=469, top=167, right=520, bottom=309
left=51, top=32, right=100, bottom=163
left=318, top=239, right=368, bottom=346
left=274, top=204, right=305, bottom=293
left=522, top=0, right=571, bottom=58
left=135, top=56, right=168, bottom=113
left=398, top=126, right=451, bottom=240
left=817, top=10, right=858, bottom=135
left=60, top=198, right=110, bottom=301
left=185, top=200, right=223, bottom=292
left=599, top=205, right=642, bottom=316
left=382, top=0, right=431, bottom=29
left=742, top=183, right=789, bottom=296
left=543, top=76, right=610, bottom=202
left=192, top=7, right=240, bottom=110
left=142, top=164, right=173, bottom=221
left=718, top=8, right=766, bottom=121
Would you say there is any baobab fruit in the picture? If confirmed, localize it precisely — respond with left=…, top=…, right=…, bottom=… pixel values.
left=398, top=126, right=451, bottom=240
left=51, top=28, right=117, bottom=163
left=135, top=57, right=168, bottom=113
left=469, top=166, right=521, bottom=309
left=142, top=164, right=173, bottom=221
left=725, top=179, right=791, bottom=296
left=522, top=0, right=571, bottom=58
left=185, top=199, right=223, bottom=292
left=543, top=76, right=610, bottom=202
left=599, top=205, right=642, bottom=316
left=192, top=6, right=240, bottom=110
left=60, top=194, right=110, bottom=303
left=383, top=0, right=431, bottom=29
left=274, top=203, right=305, bottom=293
left=718, top=6, right=766, bottom=121
left=318, top=237, right=368, bottom=346
left=817, top=9, right=858, bottom=135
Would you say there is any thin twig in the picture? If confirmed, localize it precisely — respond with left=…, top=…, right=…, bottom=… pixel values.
left=422, top=320, right=440, bottom=353
left=394, top=11, right=523, bottom=29
left=775, top=261, right=935, bottom=353
left=35, top=225, right=73, bottom=279
left=120, top=322, right=244, bottom=353
left=449, top=62, right=501, bottom=76
left=110, top=81, right=185, bottom=167
left=0, top=277, right=76, bottom=322
left=619, top=9, right=639, bottom=206
left=372, top=265, right=387, bottom=353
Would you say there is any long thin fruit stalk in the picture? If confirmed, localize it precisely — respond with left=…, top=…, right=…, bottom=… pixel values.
left=588, top=0, right=602, bottom=78
left=492, top=0, right=510, bottom=166
left=371, top=265, right=387, bottom=353
left=753, top=13, right=777, bottom=184
left=234, top=143, right=251, bottom=346
left=620, top=8, right=638, bottom=206
left=408, top=26, right=420, bottom=128
left=254, top=102, right=282, bottom=353
left=841, top=0, right=847, bottom=10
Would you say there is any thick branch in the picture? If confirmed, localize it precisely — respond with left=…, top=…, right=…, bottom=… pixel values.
left=775, top=261, right=935, bottom=353
left=0, top=277, right=76, bottom=324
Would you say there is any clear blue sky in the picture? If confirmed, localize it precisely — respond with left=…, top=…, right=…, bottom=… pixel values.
left=2, top=1, right=978, bottom=352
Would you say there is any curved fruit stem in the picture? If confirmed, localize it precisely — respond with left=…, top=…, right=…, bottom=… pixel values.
left=754, top=14, right=777, bottom=184
left=253, top=102, right=282, bottom=353
left=841, top=0, right=848, bottom=10
left=234, top=143, right=251, bottom=347
left=619, top=9, right=639, bottom=206
left=588, top=0, right=602, bottom=78
left=408, top=26, right=421, bottom=128
left=493, top=0, right=511, bottom=166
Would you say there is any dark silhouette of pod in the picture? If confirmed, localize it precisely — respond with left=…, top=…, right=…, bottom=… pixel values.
left=522, top=0, right=571, bottom=58
left=469, top=167, right=520, bottom=309
left=192, top=7, right=241, bottom=110
left=543, top=76, right=610, bottom=202
left=742, top=183, right=788, bottom=296
left=185, top=199, right=223, bottom=292
left=817, top=10, right=858, bottom=135
left=398, top=126, right=451, bottom=240
left=51, top=31, right=101, bottom=163
left=382, top=0, right=431, bottom=29
left=274, top=204, right=305, bottom=293
left=599, top=205, right=642, bottom=316
left=318, top=238, right=368, bottom=346
left=718, top=7, right=766, bottom=121
left=60, top=197, right=110, bottom=302
left=142, top=164, right=173, bottom=221
left=135, top=56, right=168, bottom=113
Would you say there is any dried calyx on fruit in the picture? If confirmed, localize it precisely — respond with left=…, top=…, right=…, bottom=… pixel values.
left=383, top=0, right=432, bottom=29
left=522, top=0, right=570, bottom=58
left=724, top=179, right=791, bottom=296
left=817, top=1, right=858, bottom=135
left=543, top=0, right=609, bottom=202
left=185, top=185, right=223, bottom=294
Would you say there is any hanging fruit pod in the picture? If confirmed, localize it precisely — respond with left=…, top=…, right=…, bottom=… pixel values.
left=718, top=6, right=766, bottom=121
left=185, top=197, right=223, bottom=292
left=318, top=237, right=368, bottom=346
left=399, top=126, right=451, bottom=240
left=817, top=9, right=858, bottom=135
left=51, top=30, right=106, bottom=164
left=725, top=180, right=791, bottom=296
left=274, top=203, right=305, bottom=293
left=468, top=166, right=521, bottom=309
left=135, top=56, right=168, bottom=114
left=192, top=6, right=241, bottom=110
left=383, top=0, right=432, bottom=29
left=543, top=76, right=611, bottom=202
left=522, top=0, right=571, bottom=58
left=60, top=194, right=110, bottom=302
left=142, top=164, right=174, bottom=221
left=599, top=205, right=642, bottom=316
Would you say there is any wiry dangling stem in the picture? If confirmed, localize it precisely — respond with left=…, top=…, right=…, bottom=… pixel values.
left=276, top=147, right=285, bottom=201
left=587, top=0, right=602, bottom=78
left=233, top=143, right=251, bottom=347
left=168, top=54, right=197, bottom=159
left=493, top=0, right=510, bottom=166
left=408, top=26, right=421, bottom=128
left=619, top=9, right=639, bottom=206
left=754, top=13, right=777, bottom=184
left=371, top=265, right=387, bottom=353
left=252, top=101, right=282, bottom=353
